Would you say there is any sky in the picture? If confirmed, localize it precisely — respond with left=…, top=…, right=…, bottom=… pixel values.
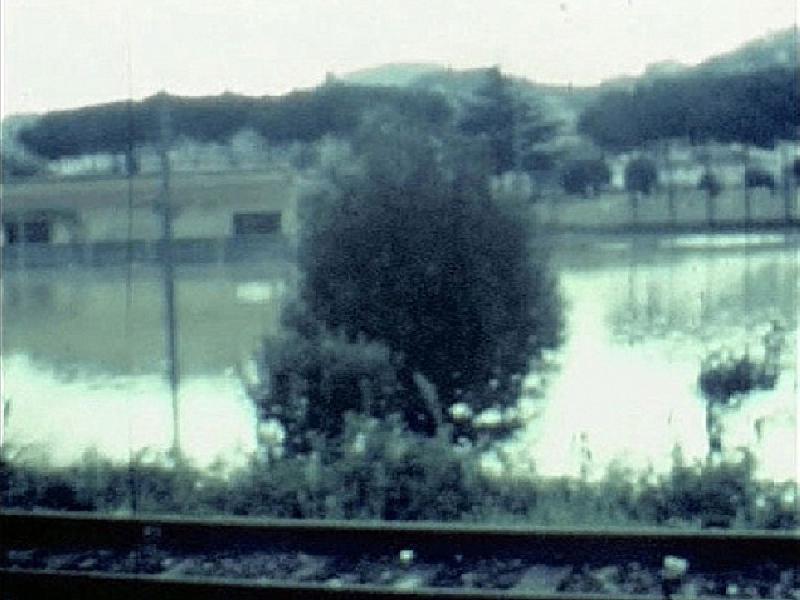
left=2, top=0, right=797, bottom=117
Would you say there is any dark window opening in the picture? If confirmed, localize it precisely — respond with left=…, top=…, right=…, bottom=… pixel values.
left=24, top=221, right=51, bottom=244
left=4, top=222, right=20, bottom=245
left=233, top=212, right=281, bottom=236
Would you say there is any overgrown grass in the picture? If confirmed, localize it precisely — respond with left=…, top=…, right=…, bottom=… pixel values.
left=2, top=419, right=796, bottom=529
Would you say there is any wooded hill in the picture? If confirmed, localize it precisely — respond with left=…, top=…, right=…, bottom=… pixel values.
left=16, top=84, right=451, bottom=161
left=9, top=28, right=798, bottom=168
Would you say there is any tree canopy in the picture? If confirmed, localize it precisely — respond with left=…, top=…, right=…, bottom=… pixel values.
left=459, top=67, right=559, bottom=175
left=625, top=157, right=658, bottom=196
left=261, top=115, right=561, bottom=444
left=579, top=67, right=799, bottom=150
left=560, top=158, right=611, bottom=197
left=18, top=84, right=452, bottom=161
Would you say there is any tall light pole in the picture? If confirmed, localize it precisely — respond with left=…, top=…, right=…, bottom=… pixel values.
left=156, top=95, right=181, bottom=458
left=664, top=139, right=676, bottom=226
left=742, top=144, right=752, bottom=226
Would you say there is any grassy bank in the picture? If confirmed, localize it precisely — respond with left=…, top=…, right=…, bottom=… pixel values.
left=2, top=419, right=796, bottom=529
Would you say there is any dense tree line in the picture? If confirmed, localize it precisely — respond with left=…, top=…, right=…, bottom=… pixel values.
left=18, top=84, right=452, bottom=161
left=18, top=67, right=564, bottom=184
left=560, top=158, right=610, bottom=197
left=579, top=67, right=799, bottom=150
left=1, top=151, right=44, bottom=181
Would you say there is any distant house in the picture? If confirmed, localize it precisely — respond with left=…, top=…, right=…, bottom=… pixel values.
left=1, top=170, right=301, bottom=249
left=605, top=140, right=799, bottom=192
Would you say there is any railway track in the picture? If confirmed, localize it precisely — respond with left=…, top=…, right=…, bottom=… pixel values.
left=2, top=510, right=798, bottom=599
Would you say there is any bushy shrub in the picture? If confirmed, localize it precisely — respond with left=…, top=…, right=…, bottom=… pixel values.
left=560, top=158, right=610, bottom=197
left=699, top=325, right=784, bottom=406
left=639, top=449, right=797, bottom=529
left=285, top=116, right=560, bottom=441
left=254, top=307, right=409, bottom=453
left=624, top=157, right=658, bottom=196
left=698, top=352, right=777, bottom=405
left=313, top=415, right=479, bottom=520
left=0, top=447, right=211, bottom=514
left=3, top=440, right=796, bottom=528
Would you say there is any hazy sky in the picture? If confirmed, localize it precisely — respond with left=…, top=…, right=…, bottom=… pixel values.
left=2, top=0, right=796, bottom=116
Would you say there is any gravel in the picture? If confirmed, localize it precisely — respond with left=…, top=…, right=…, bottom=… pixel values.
left=4, top=546, right=800, bottom=597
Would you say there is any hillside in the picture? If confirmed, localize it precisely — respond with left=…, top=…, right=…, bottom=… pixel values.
left=340, top=63, right=595, bottom=108
left=698, top=26, right=798, bottom=74
left=339, top=63, right=445, bottom=87
left=333, top=27, right=798, bottom=142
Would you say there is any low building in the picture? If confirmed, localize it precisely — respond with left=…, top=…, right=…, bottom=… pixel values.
left=606, top=139, right=799, bottom=192
left=2, top=170, right=301, bottom=247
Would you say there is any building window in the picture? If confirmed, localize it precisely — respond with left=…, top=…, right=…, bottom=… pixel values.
left=24, top=220, right=51, bottom=243
left=3, top=220, right=51, bottom=244
left=233, top=212, right=281, bottom=236
left=4, top=222, right=19, bottom=245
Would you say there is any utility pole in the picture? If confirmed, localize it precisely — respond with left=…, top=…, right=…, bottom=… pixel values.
left=156, top=95, right=181, bottom=458
left=700, top=147, right=715, bottom=228
left=742, top=145, right=752, bottom=226
left=782, top=140, right=795, bottom=224
left=664, top=139, right=676, bottom=226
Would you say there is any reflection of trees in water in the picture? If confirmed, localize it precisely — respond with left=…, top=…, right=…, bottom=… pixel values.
left=607, top=245, right=798, bottom=464
left=608, top=250, right=797, bottom=346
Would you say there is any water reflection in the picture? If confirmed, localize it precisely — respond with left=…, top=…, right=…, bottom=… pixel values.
left=2, top=355, right=257, bottom=467
left=511, top=235, right=797, bottom=481
left=1, top=235, right=797, bottom=480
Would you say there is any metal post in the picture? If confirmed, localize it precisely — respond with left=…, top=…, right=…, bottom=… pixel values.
left=156, top=97, right=181, bottom=458
left=701, top=149, right=715, bottom=227
left=782, top=142, right=793, bottom=224
left=743, top=145, right=751, bottom=226
left=665, top=140, right=676, bottom=226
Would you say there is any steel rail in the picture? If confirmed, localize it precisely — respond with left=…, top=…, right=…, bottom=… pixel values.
left=2, top=511, right=798, bottom=599
left=2, top=510, right=798, bottom=570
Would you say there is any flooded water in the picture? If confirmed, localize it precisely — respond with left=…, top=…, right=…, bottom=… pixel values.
left=508, top=236, right=798, bottom=482
left=2, top=262, right=294, bottom=468
left=2, top=235, right=797, bottom=481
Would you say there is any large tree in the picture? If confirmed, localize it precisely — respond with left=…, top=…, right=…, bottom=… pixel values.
left=271, top=116, right=561, bottom=442
left=560, top=158, right=611, bottom=197
left=459, top=67, right=558, bottom=175
left=625, top=157, right=658, bottom=196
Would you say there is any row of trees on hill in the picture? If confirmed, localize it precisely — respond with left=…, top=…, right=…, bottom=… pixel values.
left=17, top=84, right=453, bottom=169
left=16, top=68, right=563, bottom=182
left=16, top=64, right=797, bottom=201
left=579, top=67, right=799, bottom=150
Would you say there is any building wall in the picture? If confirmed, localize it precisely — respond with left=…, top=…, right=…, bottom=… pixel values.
left=2, top=170, right=301, bottom=245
